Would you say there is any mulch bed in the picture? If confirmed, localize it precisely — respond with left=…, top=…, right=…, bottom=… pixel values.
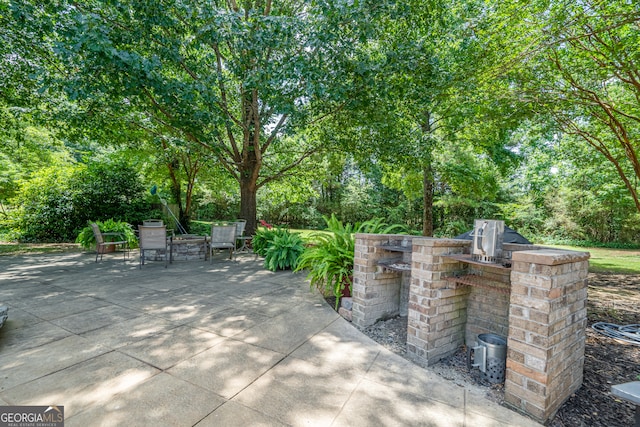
left=332, top=273, right=640, bottom=427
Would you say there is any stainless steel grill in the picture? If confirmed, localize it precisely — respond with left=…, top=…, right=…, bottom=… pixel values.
left=471, top=219, right=504, bottom=263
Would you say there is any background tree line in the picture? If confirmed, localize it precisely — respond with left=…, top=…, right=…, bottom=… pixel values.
left=1, top=0, right=639, bottom=246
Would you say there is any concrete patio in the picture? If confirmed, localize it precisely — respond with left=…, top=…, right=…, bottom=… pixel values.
left=0, top=251, right=542, bottom=426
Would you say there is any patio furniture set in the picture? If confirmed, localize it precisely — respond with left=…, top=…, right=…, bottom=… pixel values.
left=91, top=220, right=249, bottom=267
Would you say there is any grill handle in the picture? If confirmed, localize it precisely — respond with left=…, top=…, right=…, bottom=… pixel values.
left=466, top=342, right=486, bottom=373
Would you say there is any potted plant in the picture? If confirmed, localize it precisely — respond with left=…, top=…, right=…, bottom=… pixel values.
left=76, top=219, right=138, bottom=251
left=295, top=215, right=405, bottom=309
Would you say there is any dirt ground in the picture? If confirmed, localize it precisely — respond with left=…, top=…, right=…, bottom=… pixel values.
left=354, top=273, right=640, bottom=427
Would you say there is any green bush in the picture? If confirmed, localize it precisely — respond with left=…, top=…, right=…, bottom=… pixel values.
left=252, top=227, right=290, bottom=257
left=71, top=158, right=152, bottom=226
left=10, top=157, right=153, bottom=242
left=75, top=219, right=138, bottom=249
left=11, top=166, right=77, bottom=242
left=188, top=221, right=211, bottom=236
left=263, top=231, right=305, bottom=271
left=295, top=214, right=405, bottom=309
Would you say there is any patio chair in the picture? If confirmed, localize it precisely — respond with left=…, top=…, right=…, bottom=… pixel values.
left=90, top=223, right=129, bottom=262
left=138, top=225, right=169, bottom=268
left=143, top=219, right=164, bottom=226
left=234, top=219, right=250, bottom=252
left=209, top=224, right=237, bottom=261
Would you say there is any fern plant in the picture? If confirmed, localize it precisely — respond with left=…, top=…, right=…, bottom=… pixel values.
left=295, top=214, right=406, bottom=309
left=263, top=231, right=305, bottom=271
left=252, top=226, right=290, bottom=257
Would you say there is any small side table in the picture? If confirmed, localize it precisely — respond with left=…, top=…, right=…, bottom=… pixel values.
left=237, top=236, right=252, bottom=253
left=611, top=381, right=640, bottom=427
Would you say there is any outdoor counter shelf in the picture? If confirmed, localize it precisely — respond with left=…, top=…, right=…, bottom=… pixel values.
left=376, top=243, right=412, bottom=271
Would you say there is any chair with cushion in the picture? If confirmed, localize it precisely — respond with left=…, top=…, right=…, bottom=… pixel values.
left=90, top=223, right=129, bottom=262
left=138, top=225, right=169, bottom=268
left=209, top=224, right=237, bottom=261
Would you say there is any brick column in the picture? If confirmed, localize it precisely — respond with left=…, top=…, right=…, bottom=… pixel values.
left=406, top=238, right=470, bottom=366
left=505, top=249, right=589, bottom=423
left=352, top=234, right=411, bottom=328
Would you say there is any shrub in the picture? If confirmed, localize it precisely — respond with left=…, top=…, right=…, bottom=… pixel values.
left=252, top=227, right=290, bottom=257
left=295, top=214, right=405, bottom=309
left=11, top=166, right=77, bottom=242
left=10, top=157, right=153, bottom=242
left=263, top=231, right=305, bottom=271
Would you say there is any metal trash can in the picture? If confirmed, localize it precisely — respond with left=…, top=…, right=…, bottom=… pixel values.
left=467, top=333, right=507, bottom=384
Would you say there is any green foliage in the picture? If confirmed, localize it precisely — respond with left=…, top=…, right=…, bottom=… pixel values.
left=0, top=104, right=71, bottom=204
left=295, top=214, right=406, bottom=310
left=72, top=157, right=152, bottom=226
left=188, top=221, right=211, bottom=236
left=75, top=219, right=138, bottom=250
left=10, top=166, right=77, bottom=242
left=252, top=227, right=290, bottom=257
left=263, top=231, right=305, bottom=272
left=6, top=1, right=384, bottom=236
left=10, top=156, right=152, bottom=242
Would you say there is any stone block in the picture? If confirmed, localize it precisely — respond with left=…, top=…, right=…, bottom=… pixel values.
left=507, top=359, right=548, bottom=385
left=511, top=249, right=590, bottom=266
left=510, top=294, right=551, bottom=312
left=510, top=271, right=553, bottom=289
left=338, top=307, right=352, bottom=322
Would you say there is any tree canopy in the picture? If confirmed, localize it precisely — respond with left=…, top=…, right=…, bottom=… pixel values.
left=6, top=1, right=383, bottom=234
left=2, top=0, right=640, bottom=244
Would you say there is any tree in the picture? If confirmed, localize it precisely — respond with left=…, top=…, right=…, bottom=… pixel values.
left=489, top=0, right=640, bottom=214
left=320, top=0, right=522, bottom=235
left=7, top=1, right=379, bottom=235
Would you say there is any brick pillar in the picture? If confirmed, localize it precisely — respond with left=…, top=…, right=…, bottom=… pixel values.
left=505, top=249, right=589, bottom=423
left=406, top=238, right=470, bottom=366
left=352, top=234, right=411, bottom=328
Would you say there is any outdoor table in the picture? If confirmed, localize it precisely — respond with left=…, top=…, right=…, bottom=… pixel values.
left=237, top=236, right=252, bottom=253
left=169, top=234, right=208, bottom=263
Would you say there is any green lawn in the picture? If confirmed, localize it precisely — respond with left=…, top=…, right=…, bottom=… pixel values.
left=549, top=245, right=640, bottom=274
left=0, top=242, right=81, bottom=256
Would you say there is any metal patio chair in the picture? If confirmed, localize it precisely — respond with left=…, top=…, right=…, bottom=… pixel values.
left=90, top=223, right=129, bottom=262
left=234, top=219, right=250, bottom=252
left=138, top=225, right=169, bottom=268
left=209, top=224, right=237, bottom=261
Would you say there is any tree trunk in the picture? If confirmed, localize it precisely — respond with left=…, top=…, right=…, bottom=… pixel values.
left=167, top=162, right=190, bottom=233
left=422, top=163, right=434, bottom=236
left=240, top=175, right=258, bottom=236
